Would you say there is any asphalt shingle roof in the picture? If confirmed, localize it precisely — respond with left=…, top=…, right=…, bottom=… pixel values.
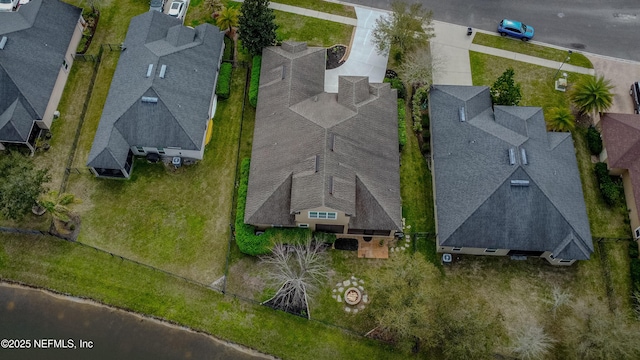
left=87, top=11, right=225, bottom=170
left=430, top=85, right=593, bottom=260
left=245, top=42, right=402, bottom=231
left=0, top=0, right=81, bottom=142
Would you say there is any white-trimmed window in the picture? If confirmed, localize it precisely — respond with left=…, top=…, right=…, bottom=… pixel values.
left=136, top=146, right=145, bottom=153
left=308, top=211, right=337, bottom=220
left=634, top=227, right=640, bottom=239
left=298, top=223, right=309, bottom=228
left=484, top=248, right=498, bottom=253
left=62, top=59, right=69, bottom=71
left=452, top=247, right=462, bottom=251
left=559, top=259, right=572, bottom=263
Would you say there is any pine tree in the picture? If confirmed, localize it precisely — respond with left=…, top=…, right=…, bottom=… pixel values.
left=490, top=67, right=522, bottom=106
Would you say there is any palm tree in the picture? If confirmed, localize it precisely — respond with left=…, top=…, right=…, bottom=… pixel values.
left=547, top=107, right=575, bottom=132
left=216, top=6, right=240, bottom=63
left=38, top=191, right=80, bottom=231
left=570, top=75, right=613, bottom=123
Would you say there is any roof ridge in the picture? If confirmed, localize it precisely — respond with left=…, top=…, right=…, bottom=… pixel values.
left=247, top=172, right=293, bottom=223
left=521, top=165, right=591, bottom=249
left=152, top=88, right=201, bottom=149
left=0, top=64, right=40, bottom=119
left=354, top=175, right=399, bottom=228
left=611, top=119, right=640, bottom=166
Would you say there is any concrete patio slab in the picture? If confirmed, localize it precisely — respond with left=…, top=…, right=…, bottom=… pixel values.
left=324, top=7, right=389, bottom=93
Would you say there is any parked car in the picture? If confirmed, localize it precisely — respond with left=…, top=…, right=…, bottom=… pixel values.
left=168, top=0, right=186, bottom=18
left=631, top=82, right=640, bottom=114
left=149, top=0, right=165, bottom=12
left=0, top=0, right=19, bottom=12
left=498, top=19, right=534, bottom=41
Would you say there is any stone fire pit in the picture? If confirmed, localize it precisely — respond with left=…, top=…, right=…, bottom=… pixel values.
left=331, top=276, right=369, bottom=314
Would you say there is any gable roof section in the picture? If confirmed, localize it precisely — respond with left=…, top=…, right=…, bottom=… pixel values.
left=87, top=11, right=225, bottom=170
left=430, top=85, right=592, bottom=260
left=245, top=42, right=402, bottom=231
left=601, top=113, right=640, bottom=225
left=0, top=0, right=81, bottom=143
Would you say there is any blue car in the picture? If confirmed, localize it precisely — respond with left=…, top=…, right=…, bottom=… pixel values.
left=498, top=19, right=534, bottom=41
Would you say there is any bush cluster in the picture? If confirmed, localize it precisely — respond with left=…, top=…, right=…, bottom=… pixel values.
left=249, top=55, right=261, bottom=107
left=384, top=77, right=406, bottom=99
left=594, top=162, right=621, bottom=206
left=629, top=242, right=640, bottom=311
left=412, top=86, right=429, bottom=133
left=216, top=62, right=232, bottom=99
left=235, top=158, right=312, bottom=256
left=397, top=99, right=407, bottom=151
left=586, top=126, right=603, bottom=155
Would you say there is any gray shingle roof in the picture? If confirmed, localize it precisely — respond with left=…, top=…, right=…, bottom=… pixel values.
left=430, top=85, right=593, bottom=260
left=245, top=42, right=402, bottom=231
left=0, top=0, right=81, bottom=142
left=87, top=11, right=225, bottom=170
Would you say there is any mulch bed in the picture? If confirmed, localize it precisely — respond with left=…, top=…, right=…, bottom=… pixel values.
left=326, top=45, right=347, bottom=70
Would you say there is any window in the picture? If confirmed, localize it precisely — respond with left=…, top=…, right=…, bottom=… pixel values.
left=308, top=211, right=337, bottom=220
left=62, top=59, right=69, bottom=71
left=158, top=147, right=165, bottom=154
left=298, top=223, right=309, bottom=228
left=484, top=248, right=498, bottom=253
left=452, top=247, right=462, bottom=251
left=635, top=227, right=640, bottom=239
left=136, top=146, right=144, bottom=153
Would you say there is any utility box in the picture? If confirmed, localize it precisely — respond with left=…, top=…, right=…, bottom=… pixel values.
left=172, top=156, right=182, bottom=168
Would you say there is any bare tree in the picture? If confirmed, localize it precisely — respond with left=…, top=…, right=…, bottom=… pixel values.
left=509, top=322, right=555, bottom=360
left=547, top=286, right=572, bottom=318
left=260, top=240, right=328, bottom=317
left=399, top=47, right=442, bottom=88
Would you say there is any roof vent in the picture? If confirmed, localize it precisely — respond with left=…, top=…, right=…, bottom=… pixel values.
left=0, top=36, right=7, bottom=50
left=159, top=64, right=167, bottom=79
left=508, top=148, right=516, bottom=165
left=141, top=97, right=158, bottom=103
left=510, top=180, right=530, bottom=187
left=314, top=155, right=320, bottom=173
left=330, top=134, right=335, bottom=151
left=459, top=107, right=466, bottom=122
left=520, top=148, right=528, bottom=165
left=146, top=64, right=154, bottom=78
left=329, top=176, right=334, bottom=195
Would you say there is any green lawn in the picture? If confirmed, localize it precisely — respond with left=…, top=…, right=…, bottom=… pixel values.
left=274, top=11, right=353, bottom=47
left=472, top=32, right=593, bottom=69
left=0, top=234, right=402, bottom=360
left=271, top=0, right=356, bottom=18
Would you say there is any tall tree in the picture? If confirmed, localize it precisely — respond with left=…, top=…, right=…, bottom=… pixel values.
left=372, top=0, right=434, bottom=60
left=216, top=6, right=240, bottom=37
left=491, top=67, right=522, bottom=106
left=0, top=152, right=50, bottom=221
left=547, top=107, right=575, bottom=132
left=570, top=75, right=613, bottom=119
left=238, top=0, right=277, bottom=56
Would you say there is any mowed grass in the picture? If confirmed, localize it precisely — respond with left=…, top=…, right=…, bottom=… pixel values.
left=472, top=32, right=593, bottom=69
left=66, top=65, right=248, bottom=284
left=271, top=0, right=356, bottom=18
left=274, top=10, right=353, bottom=47
left=0, top=234, right=402, bottom=360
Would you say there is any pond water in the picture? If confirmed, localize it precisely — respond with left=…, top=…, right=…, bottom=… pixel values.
left=0, top=284, right=271, bottom=360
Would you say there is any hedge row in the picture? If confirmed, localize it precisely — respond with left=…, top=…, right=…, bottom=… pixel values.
left=397, top=99, right=407, bottom=151
left=628, top=241, right=640, bottom=314
left=586, top=126, right=603, bottom=155
left=235, top=158, right=312, bottom=256
left=384, top=77, right=406, bottom=99
left=249, top=55, right=261, bottom=107
left=216, top=62, right=232, bottom=99
left=594, top=162, right=621, bottom=206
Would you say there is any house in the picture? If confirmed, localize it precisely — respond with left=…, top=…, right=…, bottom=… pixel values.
left=245, top=42, right=402, bottom=257
left=599, top=113, right=640, bottom=240
left=86, top=11, right=225, bottom=178
left=0, top=0, right=83, bottom=152
left=429, top=85, right=593, bottom=265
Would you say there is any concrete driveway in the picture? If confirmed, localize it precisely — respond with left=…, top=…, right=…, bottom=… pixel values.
left=324, top=7, right=389, bottom=93
left=589, top=56, right=640, bottom=115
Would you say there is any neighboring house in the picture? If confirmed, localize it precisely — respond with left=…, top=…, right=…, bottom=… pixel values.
left=245, top=42, right=402, bottom=257
left=599, top=113, right=640, bottom=240
left=429, top=85, right=593, bottom=265
left=87, top=11, right=225, bottom=178
left=0, top=0, right=83, bottom=152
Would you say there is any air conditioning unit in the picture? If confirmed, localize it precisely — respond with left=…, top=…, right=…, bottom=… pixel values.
left=172, top=156, right=181, bottom=168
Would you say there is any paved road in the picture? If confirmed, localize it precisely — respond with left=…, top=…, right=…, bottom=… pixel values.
left=342, top=0, right=640, bottom=62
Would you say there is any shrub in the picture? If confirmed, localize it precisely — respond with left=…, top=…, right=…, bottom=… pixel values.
left=235, top=158, right=312, bottom=256
left=216, top=62, right=232, bottom=99
left=397, top=99, right=407, bottom=150
left=631, top=258, right=640, bottom=292
left=249, top=55, right=261, bottom=107
left=384, top=77, right=406, bottom=99
left=412, top=86, right=429, bottom=133
left=586, top=126, right=603, bottom=155
left=594, top=162, right=621, bottom=206
left=630, top=241, right=639, bottom=259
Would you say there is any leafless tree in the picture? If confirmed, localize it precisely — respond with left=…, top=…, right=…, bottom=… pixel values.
left=260, top=240, right=328, bottom=317
left=547, top=286, right=572, bottom=318
left=509, top=322, right=554, bottom=360
left=399, top=47, right=442, bottom=88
